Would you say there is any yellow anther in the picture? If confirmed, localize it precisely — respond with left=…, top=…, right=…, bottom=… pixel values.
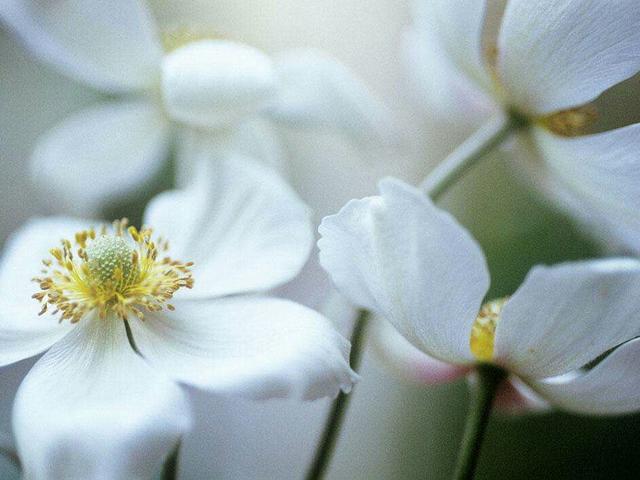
left=539, top=104, right=598, bottom=137
left=470, top=297, right=509, bottom=362
left=33, top=219, right=194, bottom=323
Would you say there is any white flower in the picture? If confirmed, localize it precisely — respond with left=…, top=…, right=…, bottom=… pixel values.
left=0, top=0, right=394, bottom=216
left=405, top=0, right=640, bottom=251
left=319, top=177, right=640, bottom=415
left=0, top=158, right=356, bottom=479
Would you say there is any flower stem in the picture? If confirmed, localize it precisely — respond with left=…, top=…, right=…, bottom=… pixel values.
left=452, top=364, right=506, bottom=480
left=305, top=310, right=370, bottom=480
left=420, top=113, right=526, bottom=200
left=161, top=443, right=181, bottom=480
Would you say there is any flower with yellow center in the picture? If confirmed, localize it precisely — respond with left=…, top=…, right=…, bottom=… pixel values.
left=0, top=0, right=396, bottom=216
left=0, top=158, right=356, bottom=479
left=33, top=219, right=194, bottom=324
left=320, top=178, right=640, bottom=415
left=405, top=0, right=640, bottom=251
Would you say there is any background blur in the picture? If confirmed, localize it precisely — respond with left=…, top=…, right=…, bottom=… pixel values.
left=1, top=1, right=640, bottom=479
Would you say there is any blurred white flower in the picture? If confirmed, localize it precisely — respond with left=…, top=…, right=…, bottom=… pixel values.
left=405, top=0, right=640, bottom=251
left=320, top=178, right=640, bottom=415
left=0, top=158, right=356, bottom=479
left=0, top=0, right=395, bottom=216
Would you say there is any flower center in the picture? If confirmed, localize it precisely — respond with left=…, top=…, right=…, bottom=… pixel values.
left=469, top=297, right=508, bottom=362
left=538, top=104, right=598, bottom=137
left=161, top=27, right=220, bottom=53
left=33, top=219, right=194, bottom=323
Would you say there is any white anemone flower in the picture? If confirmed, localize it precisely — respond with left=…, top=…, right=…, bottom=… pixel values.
left=0, top=0, right=394, bottom=216
left=319, top=178, right=640, bottom=415
left=404, top=0, right=640, bottom=251
left=0, top=158, right=356, bottom=479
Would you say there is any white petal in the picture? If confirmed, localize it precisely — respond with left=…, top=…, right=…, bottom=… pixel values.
left=531, top=338, right=640, bottom=415
left=144, top=156, right=313, bottom=299
left=13, top=314, right=190, bottom=480
left=0, top=0, right=162, bottom=92
left=31, top=100, right=171, bottom=216
left=417, top=0, right=490, bottom=90
left=318, top=178, right=490, bottom=364
left=0, top=217, right=86, bottom=366
left=495, top=259, right=640, bottom=378
left=510, top=131, right=640, bottom=253
left=401, top=27, right=496, bottom=131
left=267, top=49, right=399, bottom=145
left=231, top=119, right=287, bottom=174
left=370, top=318, right=469, bottom=384
left=498, top=0, right=640, bottom=115
left=533, top=124, right=640, bottom=239
left=174, top=121, right=286, bottom=187
left=161, top=40, right=277, bottom=129
left=129, top=296, right=357, bottom=400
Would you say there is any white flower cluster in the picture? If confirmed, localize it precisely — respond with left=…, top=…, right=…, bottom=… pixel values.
left=0, top=0, right=639, bottom=479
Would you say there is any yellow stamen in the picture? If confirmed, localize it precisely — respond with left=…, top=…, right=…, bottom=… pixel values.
left=470, top=297, right=509, bottom=362
left=33, top=219, right=194, bottom=323
left=161, top=27, right=219, bottom=53
left=539, top=104, right=598, bottom=137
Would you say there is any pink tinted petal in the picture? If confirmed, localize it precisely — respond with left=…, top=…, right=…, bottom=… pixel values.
left=370, top=319, right=468, bottom=384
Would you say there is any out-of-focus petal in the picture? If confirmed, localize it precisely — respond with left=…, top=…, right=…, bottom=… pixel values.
left=31, top=100, right=171, bottom=216
left=495, top=259, right=640, bottom=378
left=416, top=0, right=491, bottom=90
left=0, top=217, right=87, bottom=366
left=267, top=49, right=399, bottom=145
left=174, top=121, right=286, bottom=187
left=130, top=296, right=357, bottom=400
left=319, top=178, right=490, bottom=364
left=162, top=40, right=277, bottom=129
left=0, top=0, right=162, bottom=92
left=531, top=338, right=640, bottom=415
left=498, top=0, right=640, bottom=115
left=401, top=27, right=496, bottom=132
left=13, top=313, right=190, bottom=480
left=143, top=156, right=313, bottom=299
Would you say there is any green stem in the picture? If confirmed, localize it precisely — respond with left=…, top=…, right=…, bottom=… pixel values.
left=304, top=310, right=370, bottom=480
left=161, top=443, right=181, bottom=480
left=452, top=364, right=506, bottom=480
left=306, top=113, right=524, bottom=480
left=421, top=113, right=526, bottom=201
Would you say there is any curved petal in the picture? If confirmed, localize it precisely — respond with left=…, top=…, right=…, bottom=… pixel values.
left=0, top=0, right=162, bottom=92
left=498, top=0, right=640, bottom=115
left=13, top=313, right=190, bottom=480
left=370, top=318, right=468, bottom=384
left=0, top=217, right=87, bottom=366
left=416, top=0, right=491, bottom=90
left=495, top=259, right=640, bottom=379
left=129, top=296, right=357, bottom=400
left=144, top=156, right=313, bottom=299
left=31, top=100, right=171, bottom=216
left=162, top=40, right=277, bottom=129
left=533, top=124, right=640, bottom=236
left=266, top=49, right=399, bottom=145
left=318, top=178, right=490, bottom=364
left=531, top=338, right=640, bottom=415
left=401, top=27, right=496, bottom=131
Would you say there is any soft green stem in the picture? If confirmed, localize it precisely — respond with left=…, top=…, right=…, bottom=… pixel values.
left=420, top=113, right=526, bottom=201
left=452, top=364, right=506, bottom=480
left=306, top=113, right=523, bottom=480
left=161, top=443, right=181, bottom=480
left=304, top=310, right=369, bottom=480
